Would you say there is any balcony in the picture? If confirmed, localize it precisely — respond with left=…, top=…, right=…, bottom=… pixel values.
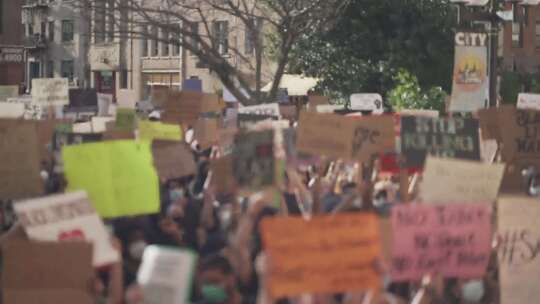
left=22, top=0, right=49, bottom=10
left=23, top=34, right=48, bottom=51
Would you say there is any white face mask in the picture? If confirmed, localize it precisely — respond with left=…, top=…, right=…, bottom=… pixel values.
left=461, top=280, right=484, bottom=303
left=128, top=240, right=147, bottom=260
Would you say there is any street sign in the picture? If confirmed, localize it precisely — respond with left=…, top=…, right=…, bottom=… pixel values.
left=0, top=47, right=24, bottom=63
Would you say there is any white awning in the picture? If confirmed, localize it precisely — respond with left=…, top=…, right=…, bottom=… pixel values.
left=261, top=74, right=319, bottom=96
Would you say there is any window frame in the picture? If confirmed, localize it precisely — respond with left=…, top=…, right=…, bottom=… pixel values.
left=61, top=19, right=74, bottom=43
left=61, top=60, right=74, bottom=81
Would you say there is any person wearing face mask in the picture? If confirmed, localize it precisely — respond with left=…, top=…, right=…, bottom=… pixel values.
left=459, top=279, right=485, bottom=304
left=113, top=219, right=150, bottom=288
left=196, top=254, right=246, bottom=304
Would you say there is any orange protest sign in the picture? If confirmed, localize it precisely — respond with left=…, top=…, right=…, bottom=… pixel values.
left=261, top=213, right=381, bottom=298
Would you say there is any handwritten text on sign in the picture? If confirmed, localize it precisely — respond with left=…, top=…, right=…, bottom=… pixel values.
left=31, top=78, right=69, bottom=106
left=261, top=214, right=381, bottom=297
left=500, top=109, right=540, bottom=161
left=391, top=203, right=491, bottom=281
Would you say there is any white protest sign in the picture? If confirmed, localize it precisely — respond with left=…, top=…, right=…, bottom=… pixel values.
left=0, top=102, right=25, bottom=118
left=31, top=78, right=69, bottom=106
left=400, top=109, right=439, bottom=118
left=14, top=191, right=119, bottom=267
left=350, top=93, right=384, bottom=114
left=517, top=93, right=540, bottom=111
left=92, top=116, right=115, bottom=133
left=138, top=246, right=197, bottom=304
left=450, top=0, right=489, bottom=5
left=238, top=103, right=281, bottom=118
left=0, top=85, right=19, bottom=102
left=316, top=105, right=343, bottom=113
left=97, top=93, right=113, bottom=116
left=419, top=156, right=505, bottom=204
left=6, top=96, right=44, bottom=119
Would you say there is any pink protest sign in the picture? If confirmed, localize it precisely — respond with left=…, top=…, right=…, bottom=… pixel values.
left=391, top=203, right=491, bottom=281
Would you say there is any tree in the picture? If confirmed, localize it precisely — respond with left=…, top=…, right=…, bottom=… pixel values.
left=387, top=69, right=447, bottom=113
left=72, top=0, right=348, bottom=105
left=289, top=0, right=456, bottom=100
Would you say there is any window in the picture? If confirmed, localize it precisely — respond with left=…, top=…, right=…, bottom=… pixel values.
left=27, top=23, right=34, bottom=36
left=41, top=22, right=46, bottom=37
left=212, top=21, right=229, bottom=54
left=48, top=21, right=54, bottom=42
left=536, top=17, right=540, bottom=48
left=47, top=60, right=54, bottom=78
left=0, top=0, right=3, bottom=34
left=172, top=24, right=181, bottom=57
left=190, top=22, right=199, bottom=53
left=512, top=22, right=523, bottom=48
left=151, top=26, right=158, bottom=57
left=94, top=2, right=105, bottom=43
left=120, top=70, right=128, bottom=89
left=245, top=18, right=263, bottom=55
left=107, top=0, right=114, bottom=42
left=61, top=20, right=74, bottom=42
left=141, top=25, right=148, bottom=57
left=61, top=60, right=74, bottom=81
left=162, top=29, right=169, bottom=56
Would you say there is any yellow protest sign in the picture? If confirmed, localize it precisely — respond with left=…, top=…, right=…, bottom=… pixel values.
left=62, top=140, right=160, bottom=218
left=138, top=121, right=183, bottom=142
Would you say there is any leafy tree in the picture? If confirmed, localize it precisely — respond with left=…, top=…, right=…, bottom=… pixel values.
left=387, top=69, right=447, bottom=113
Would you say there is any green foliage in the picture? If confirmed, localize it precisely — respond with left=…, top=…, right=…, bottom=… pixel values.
left=500, top=71, right=521, bottom=104
left=387, top=69, right=447, bottom=113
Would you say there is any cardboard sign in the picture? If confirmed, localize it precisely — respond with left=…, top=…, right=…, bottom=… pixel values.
left=399, top=109, right=439, bottom=118
left=162, top=91, right=221, bottom=125
left=97, top=93, right=112, bottom=116
left=0, top=120, right=43, bottom=200
left=14, top=191, right=119, bottom=267
left=316, top=104, right=342, bottom=113
left=350, top=115, right=396, bottom=161
left=115, top=108, right=136, bottom=130
left=237, top=113, right=277, bottom=130
left=194, top=118, right=219, bottom=149
left=2, top=240, right=93, bottom=304
left=232, top=130, right=277, bottom=191
left=138, top=246, right=197, bottom=304
left=139, top=120, right=183, bottom=142
left=296, top=111, right=352, bottom=159
left=517, top=93, right=540, bottom=111
left=498, top=196, right=540, bottom=304
left=419, top=157, right=505, bottom=204
left=68, top=88, right=98, bottom=108
left=151, top=85, right=170, bottom=107
left=391, top=203, right=491, bottom=281
left=0, top=102, right=25, bottom=118
left=400, top=116, right=480, bottom=168
left=103, top=129, right=135, bottom=141
left=0, top=85, right=19, bottom=102
left=350, top=93, right=384, bottom=114
left=238, top=103, right=281, bottom=118
left=210, top=156, right=237, bottom=193
left=499, top=108, right=540, bottom=164
left=308, top=95, right=329, bottom=111
left=478, top=106, right=502, bottom=141
left=62, top=140, right=160, bottom=218
left=261, top=213, right=381, bottom=297
left=279, top=104, right=297, bottom=120
left=152, top=141, right=197, bottom=181
left=31, top=78, right=69, bottom=106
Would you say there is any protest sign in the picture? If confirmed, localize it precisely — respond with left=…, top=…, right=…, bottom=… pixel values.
left=2, top=240, right=93, bottom=304
left=478, top=106, right=502, bottom=141
left=152, top=141, right=197, bottom=180
left=232, top=130, right=279, bottom=192
left=183, top=78, right=202, bottom=92
left=138, top=246, right=197, bottom=304
left=62, top=140, right=160, bottom=218
left=0, top=85, right=18, bottom=102
left=400, top=116, right=480, bottom=168
left=162, top=91, right=221, bottom=125
left=0, top=102, right=25, bottom=118
left=308, top=95, right=329, bottom=111
left=517, top=93, right=540, bottom=111
left=115, top=108, right=136, bottom=130
left=0, top=120, right=43, bottom=200
left=238, top=103, right=281, bottom=118
left=31, top=78, right=69, bottom=106
left=68, top=88, right=98, bottom=108
left=139, top=120, right=183, bottom=142
left=316, top=104, right=342, bottom=113
left=237, top=113, right=277, bottom=130
left=103, top=129, right=135, bottom=141
left=498, top=196, right=540, bottom=304
left=391, top=203, right=492, bottom=281
left=350, top=93, right=384, bottom=114
left=210, top=156, right=237, bottom=193
left=350, top=115, right=395, bottom=161
left=14, top=191, right=119, bottom=267
left=296, top=111, right=352, bottom=159
left=151, top=85, right=170, bottom=107
left=399, top=109, right=439, bottom=118
left=97, top=93, right=112, bottom=116
left=6, top=96, right=44, bottom=120
left=279, top=104, right=297, bottom=120
left=261, top=213, right=381, bottom=297
left=499, top=108, right=540, bottom=164
left=194, top=118, right=219, bottom=149
left=449, top=32, right=489, bottom=112
left=419, top=157, right=505, bottom=204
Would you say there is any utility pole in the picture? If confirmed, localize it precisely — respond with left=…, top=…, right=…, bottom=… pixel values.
left=489, top=0, right=500, bottom=107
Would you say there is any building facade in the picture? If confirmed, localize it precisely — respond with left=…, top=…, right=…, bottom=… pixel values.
left=0, top=0, right=25, bottom=87
left=502, top=6, right=540, bottom=74
left=21, top=0, right=90, bottom=92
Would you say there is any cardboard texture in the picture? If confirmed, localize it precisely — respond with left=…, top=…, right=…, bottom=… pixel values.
left=162, top=91, right=221, bottom=125
left=498, top=196, right=540, bottom=304
left=296, top=111, right=353, bottom=159
left=419, top=157, right=505, bottom=204
left=115, top=108, right=136, bottom=130
left=152, top=141, right=197, bottom=181
left=391, top=203, right=492, bottom=281
left=499, top=108, right=540, bottom=164
left=261, top=213, right=381, bottom=297
left=478, top=106, right=503, bottom=141
left=308, top=95, right=329, bottom=111
left=2, top=240, right=93, bottom=304
left=210, top=156, right=237, bottom=193
left=151, top=85, right=170, bottom=107
left=0, top=119, right=43, bottom=200
left=350, top=115, right=396, bottom=161
left=400, top=116, right=480, bottom=168
left=14, top=191, right=119, bottom=267
left=194, top=118, right=219, bottom=150
left=279, top=104, right=297, bottom=120
left=62, top=140, right=160, bottom=218
left=139, top=120, right=183, bottom=142
left=31, top=78, right=69, bottom=106
left=103, top=129, right=135, bottom=141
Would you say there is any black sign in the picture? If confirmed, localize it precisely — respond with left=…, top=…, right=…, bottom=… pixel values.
left=400, top=116, right=480, bottom=168
left=68, top=89, right=98, bottom=108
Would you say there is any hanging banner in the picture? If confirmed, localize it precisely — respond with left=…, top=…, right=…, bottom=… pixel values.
left=449, top=32, right=488, bottom=112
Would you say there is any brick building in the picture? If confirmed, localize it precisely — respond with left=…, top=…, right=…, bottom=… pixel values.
left=0, top=0, right=25, bottom=87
